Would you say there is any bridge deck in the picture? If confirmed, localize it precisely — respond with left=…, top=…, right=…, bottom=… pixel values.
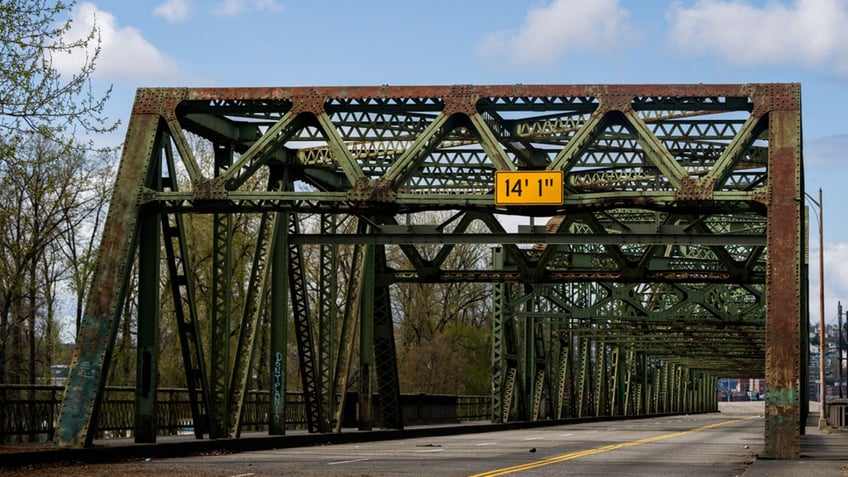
left=3, top=403, right=846, bottom=476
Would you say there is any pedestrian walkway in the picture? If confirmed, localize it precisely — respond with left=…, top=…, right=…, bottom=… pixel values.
left=743, top=401, right=848, bottom=476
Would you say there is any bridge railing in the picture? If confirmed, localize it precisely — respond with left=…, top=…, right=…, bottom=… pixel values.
left=0, top=385, right=63, bottom=443
left=0, top=385, right=491, bottom=443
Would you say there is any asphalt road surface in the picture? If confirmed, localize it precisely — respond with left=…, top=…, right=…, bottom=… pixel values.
left=130, top=401, right=765, bottom=476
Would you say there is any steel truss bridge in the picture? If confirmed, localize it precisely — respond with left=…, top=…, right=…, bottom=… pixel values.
left=55, top=84, right=804, bottom=459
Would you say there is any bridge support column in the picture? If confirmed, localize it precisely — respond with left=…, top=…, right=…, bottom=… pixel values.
left=135, top=199, right=160, bottom=443
left=358, top=242, right=374, bottom=430
left=269, top=212, right=289, bottom=435
left=763, top=93, right=803, bottom=459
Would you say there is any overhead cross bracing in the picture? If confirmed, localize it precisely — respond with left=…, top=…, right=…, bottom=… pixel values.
left=54, top=84, right=803, bottom=459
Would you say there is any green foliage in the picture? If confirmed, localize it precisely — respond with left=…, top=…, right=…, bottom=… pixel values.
left=389, top=214, right=494, bottom=395
left=0, top=0, right=115, bottom=386
left=396, top=319, right=491, bottom=395
left=0, top=0, right=116, bottom=146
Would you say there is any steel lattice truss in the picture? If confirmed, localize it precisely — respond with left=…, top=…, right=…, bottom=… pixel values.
left=55, top=84, right=803, bottom=459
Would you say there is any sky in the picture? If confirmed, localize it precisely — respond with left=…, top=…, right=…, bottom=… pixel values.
left=53, top=0, right=848, bottom=326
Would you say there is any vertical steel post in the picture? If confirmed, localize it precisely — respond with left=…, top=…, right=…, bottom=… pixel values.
left=209, top=213, right=232, bottom=439
left=839, top=301, right=843, bottom=398
left=577, top=337, right=590, bottom=417
left=522, top=294, right=534, bottom=421
left=358, top=242, right=375, bottom=430
left=161, top=138, right=210, bottom=439
left=228, top=213, right=277, bottom=436
left=653, top=362, right=661, bottom=414
left=318, top=214, right=338, bottom=431
left=676, top=367, right=684, bottom=413
left=594, top=342, right=606, bottom=416
left=209, top=143, right=233, bottom=439
left=694, top=372, right=702, bottom=412
left=639, top=354, right=648, bottom=415
left=554, top=330, right=570, bottom=419
left=669, top=365, right=677, bottom=413
left=135, top=162, right=161, bottom=443
left=372, top=244, right=403, bottom=429
left=610, top=347, right=621, bottom=415
left=287, top=214, right=324, bottom=433
left=332, top=237, right=366, bottom=432
left=708, top=375, right=714, bottom=411
left=135, top=134, right=163, bottom=442
left=764, top=85, right=803, bottom=458
left=269, top=212, right=289, bottom=435
left=491, top=248, right=506, bottom=422
left=622, top=349, right=631, bottom=416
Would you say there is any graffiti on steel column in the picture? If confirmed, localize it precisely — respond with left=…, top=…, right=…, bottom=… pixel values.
left=272, top=351, right=284, bottom=425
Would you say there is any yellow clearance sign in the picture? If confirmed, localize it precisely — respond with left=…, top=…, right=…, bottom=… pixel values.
left=494, top=170, right=564, bottom=206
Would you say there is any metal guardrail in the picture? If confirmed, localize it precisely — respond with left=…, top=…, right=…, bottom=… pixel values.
left=827, top=399, right=848, bottom=429
left=0, top=385, right=491, bottom=443
left=0, top=385, right=63, bottom=442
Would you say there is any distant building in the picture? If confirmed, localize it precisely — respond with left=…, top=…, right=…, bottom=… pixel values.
left=50, top=364, right=69, bottom=386
left=718, top=378, right=764, bottom=401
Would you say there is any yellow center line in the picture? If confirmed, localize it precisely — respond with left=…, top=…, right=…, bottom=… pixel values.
left=468, top=415, right=759, bottom=477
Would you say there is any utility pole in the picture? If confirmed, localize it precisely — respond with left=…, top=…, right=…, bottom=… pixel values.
left=836, top=301, right=845, bottom=399
left=819, top=189, right=826, bottom=426
left=806, top=188, right=826, bottom=428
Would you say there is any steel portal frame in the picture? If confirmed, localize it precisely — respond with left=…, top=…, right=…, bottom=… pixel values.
left=54, top=84, right=803, bottom=459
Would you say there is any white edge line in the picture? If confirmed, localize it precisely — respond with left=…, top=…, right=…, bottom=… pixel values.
left=476, top=442, right=497, bottom=446
left=415, top=448, right=446, bottom=453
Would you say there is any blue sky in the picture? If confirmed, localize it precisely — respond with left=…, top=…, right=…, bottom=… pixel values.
left=57, top=0, right=848, bottom=325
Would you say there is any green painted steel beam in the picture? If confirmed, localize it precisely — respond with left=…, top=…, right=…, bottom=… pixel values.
left=372, top=245, right=403, bottom=429
left=160, top=134, right=212, bottom=439
left=269, top=212, right=289, bottom=435
left=135, top=129, right=164, bottom=443
left=55, top=108, right=159, bottom=447
left=318, top=214, right=338, bottom=432
left=386, top=270, right=765, bottom=285
left=145, top=190, right=766, bottom=213
left=135, top=204, right=160, bottom=443
left=228, top=212, right=277, bottom=436
left=491, top=248, right=507, bottom=423
left=287, top=232, right=766, bottom=246
left=287, top=213, right=325, bottom=433
left=359, top=240, right=375, bottom=430
left=331, top=230, right=366, bottom=432
left=209, top=142, right=234, bottom=439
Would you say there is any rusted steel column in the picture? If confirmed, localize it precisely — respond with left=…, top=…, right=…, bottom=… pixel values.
left=55, top=90, right=169, bottom=447
left=763, top=84, right=802, bottom=459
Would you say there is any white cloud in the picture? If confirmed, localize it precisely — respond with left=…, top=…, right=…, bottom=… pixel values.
left=154, top=0, right=192, bottom=23
left=476, top=0, right=642, bottom=67
left=50, top=3, right=181, bottom=82
left=666, top=0, right=848, bottom=74
left=213, top=0, right=283, bottom=16
left=811, top=241, right=848, bottom=325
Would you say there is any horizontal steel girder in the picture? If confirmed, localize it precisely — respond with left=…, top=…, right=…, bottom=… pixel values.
left=288, top=232, right=766, bottom=246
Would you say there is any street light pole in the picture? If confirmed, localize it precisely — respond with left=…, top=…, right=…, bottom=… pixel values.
left=836, top=301, right=845, bottom=399
left=806, top=188, right=826, bottom=428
